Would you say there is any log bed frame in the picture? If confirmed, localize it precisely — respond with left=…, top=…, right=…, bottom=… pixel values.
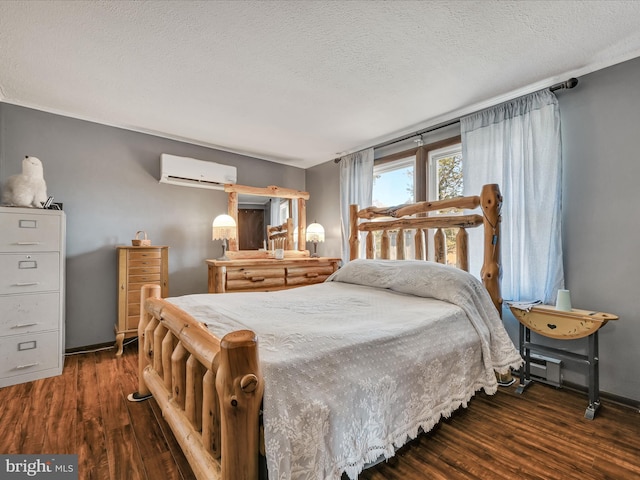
left=130, top=183, right=503, bottom=480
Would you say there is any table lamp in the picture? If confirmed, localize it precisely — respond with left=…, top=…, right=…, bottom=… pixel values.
left=306, top=222, right=325, bottom=257
left=212, top=214, right=237, bottom=260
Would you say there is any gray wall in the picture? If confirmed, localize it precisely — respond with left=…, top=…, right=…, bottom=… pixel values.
left=0, top=104, right=305, bottom=349
left=305, top=160, right=341, bottom=259
left=557, top=56, right=640, bottom=402
left=307, top=57, right=640, bottom=403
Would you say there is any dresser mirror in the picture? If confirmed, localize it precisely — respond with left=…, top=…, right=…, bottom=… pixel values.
left=225, top=184, right=309, bottom=259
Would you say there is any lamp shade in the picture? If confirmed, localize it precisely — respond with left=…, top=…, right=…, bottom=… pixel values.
left=306, top=222, right=325, bottom=243
left=212, top=214, right=237, bottom=240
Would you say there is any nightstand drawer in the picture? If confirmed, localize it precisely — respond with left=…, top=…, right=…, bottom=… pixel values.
left=0, top=331, right=60, bottom=379
left=0, top=292, right=60, bottom=335
left=0, top=253, right=60, bottom=294
left=0, top=212, right=61, bottom=252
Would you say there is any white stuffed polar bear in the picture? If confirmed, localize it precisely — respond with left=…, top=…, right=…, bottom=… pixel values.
left=1, top=156, right=48, bottom=208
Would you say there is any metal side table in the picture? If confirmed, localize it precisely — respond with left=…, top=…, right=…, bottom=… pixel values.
left=509, top=304, right=618, bottom=420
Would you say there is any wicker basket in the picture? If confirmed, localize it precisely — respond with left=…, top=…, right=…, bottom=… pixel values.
left=132, top=231, right=151, bottom=246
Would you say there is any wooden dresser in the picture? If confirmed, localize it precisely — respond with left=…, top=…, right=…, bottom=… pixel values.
left=0, top=207, right=66, bottom=387
left=206, top=257, right=340, bottom=293
left=116, top=246, right=168, bottom=355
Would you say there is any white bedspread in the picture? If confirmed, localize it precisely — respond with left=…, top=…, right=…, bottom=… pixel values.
left=167, top=259, right=522, bottom=480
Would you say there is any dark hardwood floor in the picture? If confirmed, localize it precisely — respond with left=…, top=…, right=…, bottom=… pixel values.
left=0, top=343, right=638, bottom=480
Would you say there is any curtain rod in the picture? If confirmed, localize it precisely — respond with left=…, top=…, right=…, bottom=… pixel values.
left=334, top=77, right=578, bottom=163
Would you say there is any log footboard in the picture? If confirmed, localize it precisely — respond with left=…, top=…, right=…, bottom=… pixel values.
left=131, top=284, right=264, bottom=480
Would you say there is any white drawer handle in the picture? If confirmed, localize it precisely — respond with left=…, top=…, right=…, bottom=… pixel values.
left=11, top=323, right=39, bottom=329
left=14, top=282, right=40, bottom=287
left=14, top=362, right=40, bottom=370
left=16, top=242, right=42, bottom=245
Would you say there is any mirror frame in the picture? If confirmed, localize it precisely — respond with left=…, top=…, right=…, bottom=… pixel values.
left=224, top=184, right=310, bottom=259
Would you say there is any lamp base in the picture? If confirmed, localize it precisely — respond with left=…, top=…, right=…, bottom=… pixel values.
left=217, top=241, right=230, bottom=261
left=310, top=242, right=319, bottom=257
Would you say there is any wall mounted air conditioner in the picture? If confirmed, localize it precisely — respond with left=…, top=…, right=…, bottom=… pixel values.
left=159, top=154, right=237, bottom=190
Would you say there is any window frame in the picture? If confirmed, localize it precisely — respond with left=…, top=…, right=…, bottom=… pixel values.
left=373, top=135, right=462, bottom=263
left=374, top=135, right=461, bottom=203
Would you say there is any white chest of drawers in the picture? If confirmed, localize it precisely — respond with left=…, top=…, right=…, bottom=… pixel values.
left=0, top=206, right=66, bottom=387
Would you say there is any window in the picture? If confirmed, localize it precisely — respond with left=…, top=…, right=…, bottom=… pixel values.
left=372, top=155, right=416, bottom=259
left=428, top=143, right=463, bottom=265
left=428, top=144, right=463, bottom=208
left=372, top=136, right=462, bottom=262
left=372, top=156, right=415, bottom=208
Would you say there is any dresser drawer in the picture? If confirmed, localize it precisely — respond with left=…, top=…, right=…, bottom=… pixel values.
left=129, top=265, right=162, bottom=276
left=226, top=277, right=286, bottom=291
left=286, top=265, right=336, bottom=278
left=226, top=266, right=286, bottom=291
left=128, top=273, right=161, bottom=284
left=0, top=330, right=60, bottom=380
left=0, top=253, right=60, bottom=294
left=0, top=212, right=61, bottom=252
left=226, top=267, right=286, bottom=280
left=0, top=293, right=60, bottom=336
left=128, top=258, right=162, bottom=268
left=129, top=250, right=162, bottom=260
left=286, top=274, right=331, bottom=287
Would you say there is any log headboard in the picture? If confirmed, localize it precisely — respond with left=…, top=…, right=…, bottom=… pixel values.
left=349, top=183, right=502, bottom=314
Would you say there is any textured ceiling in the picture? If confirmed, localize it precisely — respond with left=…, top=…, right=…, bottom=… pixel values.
left=1, top=1, right=640, bottom=168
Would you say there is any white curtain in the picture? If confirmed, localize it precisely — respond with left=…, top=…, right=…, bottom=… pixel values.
left=461, top=89, right=564, bottom=304
left=340, top=148, right=374, bottom=263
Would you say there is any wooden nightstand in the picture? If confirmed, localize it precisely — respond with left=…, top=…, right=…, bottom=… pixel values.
left=509, top=304, right=618, bottom=419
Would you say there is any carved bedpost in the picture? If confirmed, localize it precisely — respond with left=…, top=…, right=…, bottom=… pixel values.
left=480, top=184, right=503, bottom=316
left=130, top=284, right=161, bottom=401
left=216, top=330, right=264, bottom=480
left=349, top=204, right=359, bottom=260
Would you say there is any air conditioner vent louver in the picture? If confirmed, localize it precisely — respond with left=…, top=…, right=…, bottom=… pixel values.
left=159, top=154, right=237, bottom=190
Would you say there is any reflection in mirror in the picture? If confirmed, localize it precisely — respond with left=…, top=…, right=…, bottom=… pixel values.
left=237, top=195, right=291, bottom=250
left=225, top=184, right=309, bottom=258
